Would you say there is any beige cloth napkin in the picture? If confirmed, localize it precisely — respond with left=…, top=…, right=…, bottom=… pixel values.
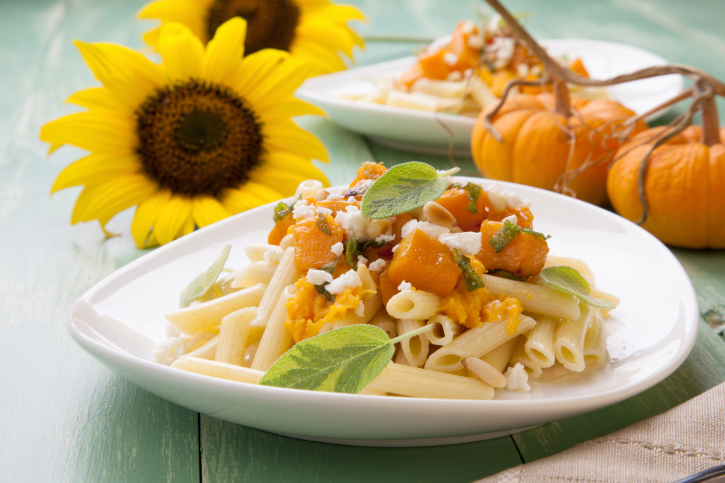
left=476, top=382, right=725, bottom=483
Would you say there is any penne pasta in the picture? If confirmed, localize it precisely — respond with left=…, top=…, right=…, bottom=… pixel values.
left=244, top=244, right=277, bottom=263
left=172, top=357, right=264, bottom=384
left=425, top=314, right=462, bottom=346
left=369, top=308, right=397, bottom=339
left=251, top=285, right=294, bottom=371
left=583, top=308, right=608, bottom=367
left=242, top=342, right=259, bottom=368
left=397, top=319, right=430, bottom=367
left=480, top=274, right=581, bottom=321
left=425, top=315, right=536, bottom=373
left=524, top=316, right=558, bottom=368
left=546, top=256, right=595, bottom=285
left=509, top=333, right=543, bottom=379
left=215, top=307, right=257, bottom=366
left=555, top=303, right=595, bottom=372
left=481, top=337, right=518, bottom=374
left=184, top=335, right=219, bottom=360
left=386, top=290, right=441, bottom=320
left=249, top=248, right=300, bottom=329
left=367, top=363, right=494, bottom=400
left=164, top=283, right=267, bottom=334
left=231, top=261, right=277, bottom=289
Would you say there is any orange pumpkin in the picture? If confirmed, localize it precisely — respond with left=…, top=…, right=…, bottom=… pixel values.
left=607, top=125, right=725, bottom=248
left=471, top=92, right=648, bottom=206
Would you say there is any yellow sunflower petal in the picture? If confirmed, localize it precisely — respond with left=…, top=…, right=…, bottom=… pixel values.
left=51, top=153, right=141, bottom=194
left=74, top=41, right=167, bottom=110
left=249, top=166, right=317, bottom=197
left=201, top=17, right=246, bottom=85
left=154, top=195, right=194, bottom=245
left=157, top=22, right=205, bottom=80
left=265, top=152, right=330, bottom=184
left=131, top=189, right=172, bottom=248
left=178, top=214, right=196, bottom=238
left=221, top=182, right=284, bottom=214
left=258, top=100, right=326, bottom=124
left=66, top=87, right=128, bottom=112
left=263, top=122, right=329, bottom=162
left=40, top=110, right=136, bottom=155
left=233, top=49, right=290, bottom=97
left=244, top=59, right=316, bottom=109
left=296, top=17, right=354, bottom=58
left=70, top=174, right=157, bottom=225
left=191, top=196, right=232, bottom=228
left=290, top=39, right=347, bottom=74
left=142, top=28, right=161, bottom=48
left=137, top=0, right=209, bottom=43
left=313, top=4, right=367, bottom=24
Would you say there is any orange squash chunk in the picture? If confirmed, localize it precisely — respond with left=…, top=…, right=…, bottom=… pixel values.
left=488, top=207, right=534, bottom=229
left=388, top=229, right=460, bottom=297
left=399, top=64, right=424, bottom=91
left=378, top=269, right=398, bottom=306
left=349, top=162, right=387, bottom=187
left=435, top=188, right=490, bottom=231
left=418, top=48, right=450, bottom=80
left=268, top=212, right=294, bottom=245
left=569, top=58, right=589, bottom=78
left=292, top=214, right=344, bottom=271
left=476, top=220, right=549, bottom=278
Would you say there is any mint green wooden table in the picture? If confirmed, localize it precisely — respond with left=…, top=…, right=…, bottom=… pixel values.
left=1, top=0, right=724, bottom=481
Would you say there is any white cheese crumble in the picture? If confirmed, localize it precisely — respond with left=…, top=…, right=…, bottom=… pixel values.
left=375, top=233, right=395, bottom=243
left=368, top=259, right=386, bottom=271
left=460, top=20, right=476, bottom=34
left=467, top=34, right=483, bottom=49
left=315, top=207, right=333, bottom=215
left=325, top=186, right=346, bottom=201
left=334, top=205, right=370, bottom=242
left=443, top=52, right=458, bottom=66
left=501, top=214, right=518, bottom=226
left=354, top=300, right=365, bottom=317
left=357, top=255, right=368, bottom=266
left=264, top=246, right=284, bottom=263
left=306, top=269, right=333, bottom=286
left=438, top=232, right=482, bottom=256
left=447, top=70, right=463, bottom=81
left=504, top=363, right=531, bottom=392
left=330, top=242, right=344, bottom=257
left=398, top=280, right=412, bottom=292
left=500, top=190, right=523, bottom=209
left=292, top=200, right=315, bottom=220
left=326, top=269, right=362, bottom=295
left=391, top=244, right=401, bottom=254
left=401, top=220, right=450, bottom=240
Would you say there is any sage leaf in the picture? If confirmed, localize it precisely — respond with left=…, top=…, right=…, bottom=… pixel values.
left=464, top=182, right=483, bottom=214
left=344, top=232, right=359, bottom=269
left=489, top=269, right=529, bottom=282
left=453, top=249, right=486, bottom=292
left=360, top=162, right=459, bottom=219
left=273, top=201, right=293, bottom=223
left=259, top=324, right=433, bottom=393
left=521, top=227, right=551, bottom=241
left=539, top=266, right=616, bottom=310
left=316, top=212, right=333, bottom=236
left=488, top=220, right=520, bottom=253
left=180, top=245, right=231, bottom=306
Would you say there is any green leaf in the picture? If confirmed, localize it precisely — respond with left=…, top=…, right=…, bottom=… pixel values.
left=344, top=232, right=359, bottom=269
left=314, top=258, right=339, bottom=302
left=360, top=239, right=391, bottom=252
left=180, top=245, right=231, bottom=306
left=521, top=227, right=551, bottom=241
left=273, top=201, right=293, bottom=223
left=463, top=182, right=484, bottom=214
left=259, top=324, right=433, bottom=393
left=360, top=162, right=459, bottom=219
left=316, top=212, right=333, bottom=236
left=453, top=249, right=485, bottom=292
left=488, top=220, right=520, bottom=253
left=489, top=269, right=530, bottom=282
left=539, top=266, right=616, bottom=310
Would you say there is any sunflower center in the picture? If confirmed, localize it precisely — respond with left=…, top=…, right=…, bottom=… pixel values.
left=205, top=0, right=301, bottom=54
left=135, top=79, right=264, bottom=198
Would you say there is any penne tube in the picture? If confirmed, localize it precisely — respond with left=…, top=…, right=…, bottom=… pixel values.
left=480, top=337, right=518, bottom=374
left=294, top=179, right=323, bottom=200
left=249, top=248, right=300, bottom=328
left=357, top=264, right=377, bottom=297
left=555, top=303, right=595, bottom=372
left=369, top=308, right=397, bottom=339
left=215, top=307, right=257, bottom=365
left=242, top=342, right=259, bottom=368
left=509, top=333, right=543, bottom=379
left=425, top=315, right=462, bottom=346
left=583, top=308, right=608, bottom=367
left=386, top=290, right=441, bottom=320
left=245, top=244, right=277, bottom=263
left=251, top=285, right=294, bottom=371
left=319, top=293, right=384, bottom=335
left=172, top=357, right=263, bottom=384
left=590, top=289, right=621, bottom=318
left=231, top=261, right=277, bottom=289
left=394, top=348, right=409, bottom=366
left=184, top=335, right=219, bottom=360
left=397, top=319, right=430, bottom=368
left=367, top=363, right=494, bottom=400
left=165, top=283, right=267, bottom=334
left=525, top=316, right=558, bottom=368
left=480, top=274, right=581, bottom=321
left=359, top=388, right=387, bottom=396
left=425, top=315, right=536, bottom=373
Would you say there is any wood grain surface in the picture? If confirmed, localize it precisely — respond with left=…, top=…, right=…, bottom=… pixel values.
left=1, top=0, right=724, bottom=482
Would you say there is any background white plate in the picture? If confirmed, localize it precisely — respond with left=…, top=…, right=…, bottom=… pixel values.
left=297, top=39, right=684, bottom=155
left=68, top=179, right=698, bottom=447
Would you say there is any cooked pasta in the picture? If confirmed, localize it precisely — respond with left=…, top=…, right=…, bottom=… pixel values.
left=555, top=303, right=595, bottom=372
left=397, top=319, right=430, bottom=367
left=386, top=290, right=441, bottom=320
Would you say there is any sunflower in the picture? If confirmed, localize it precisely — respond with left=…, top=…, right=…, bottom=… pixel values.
left=41, top=18, right=329, bottom=248
left=138, top=0, right=365, bottom=75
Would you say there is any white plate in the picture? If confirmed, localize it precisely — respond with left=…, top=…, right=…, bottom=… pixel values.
left=297, top=39, right=684, bottom=155
left=68, top=179, right=698, bottom=447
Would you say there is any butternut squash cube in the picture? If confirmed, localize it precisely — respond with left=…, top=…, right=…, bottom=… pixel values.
left=476, top=220, right=549, bottom=278
left=292, top=214, right=344, bottom=271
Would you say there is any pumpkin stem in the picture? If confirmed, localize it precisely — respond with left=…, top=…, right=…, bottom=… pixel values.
left=700, top=93, right=721, bottom=146
left=553, top=76, right=572, bottom=117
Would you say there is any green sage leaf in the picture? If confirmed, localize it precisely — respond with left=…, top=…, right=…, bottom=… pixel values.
left=259, top=324, right=433, bottom=393
left=273, top=202, right=293, bottom=223
left=489, top=269, right=530, bottom=282
left=360, top=239, right=391, bottom=252
left=539, top=266, right=616, bottom=310
left=180, top=245, right=231, bottom=306
left=360, top=162, right=459, bottom=219
left=344, top=232, right=359, bottom=269
left=488, top=220, right=520, bottom=253
left=464, top=182, right=484, bottom=214
left=521, top=227, right=551, bottom=241
left=453, top=249, right=485, bottom=292
left=316, top=212, right=333, bottom=236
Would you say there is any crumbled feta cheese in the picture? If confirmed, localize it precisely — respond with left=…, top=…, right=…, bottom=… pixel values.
left=306, top=269, right=333, bottom=286
left=347, top=196, right=357, bottom=203
left=398, top=280, right=412, bottom=292
left=491, top=37, right=515, bottom=69
left=331, top=242, right=344, bottom=257
left=504, top=363, right=531, bottom=392
left=500, top=190, right=523, bottom=209
left=334, top=205, right=370, bottom=241
left=264, top=246, right=285, bottom=263
left=447, top=70, right=463, bottom=81
left=315, top=207, right=333, bottom=215
left=443, top=52, right=458, bottom=66
left=520, top=199, right=532, bottom=208
left=401, top=220, right=450, bottom=240
left=357, top=255, right=368, bottom=266
left=354, top=300, right=365, bottom=317
left=501, top=214, right=518, bottom=226
left=324, top=186, right=346, bottom=201
left=165, top=324, right=181, bottom=337
left=438, top=232, right=482, bottom=256
left=368, top=259, right=386, bottom=272
left=391, top=244, right=401, bottom=254
left=516, top=63, right=529, bottom=78
left=293, top=200, right=315, bottom=220
left=460, top=20, right=476, bottom=34
left=467, top=34, right=483, bottom=49
left=326, top=269, right=362, bottom=295
left=486, top=182, right=501, bottom=194
left=375, top=233, right=395, bottom=243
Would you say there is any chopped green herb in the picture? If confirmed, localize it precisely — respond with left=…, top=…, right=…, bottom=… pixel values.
left=464, top=182, right=484, bottom=214
left=539, top=266, right=616, bottom=310
left=344, top=232, right=359, bottom=269
left=179, top=245, right=231, bottom=306
left=273, top=201, right=294, bottom=223
left=521, top=228, right=550, bottom=241
left=259, top=324, right=433, bottom=393
left=488, top=220, right=520, bottom=253
left=316, top=212, right=333, bottom=236
left=489, top=269, right=530, bottom=282
left=313, top=258, right=339, bottom=302
left=360, top=239, right=391, bottom=252
left=453, top=249, right=486, bottom=292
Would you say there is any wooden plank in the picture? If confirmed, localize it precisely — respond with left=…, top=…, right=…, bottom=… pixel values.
left=513, top=319, right=725, bottom=462
left=200, top=417, right=522, bottom=483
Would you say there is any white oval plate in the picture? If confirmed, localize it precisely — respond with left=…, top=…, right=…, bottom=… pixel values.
left=296, top=39, right=683, bottom=156
left=68, top=178, right=698, bottom=447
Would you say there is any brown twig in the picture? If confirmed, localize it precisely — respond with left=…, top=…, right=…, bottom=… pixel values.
left=483, top=76, right=551, bottom=142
